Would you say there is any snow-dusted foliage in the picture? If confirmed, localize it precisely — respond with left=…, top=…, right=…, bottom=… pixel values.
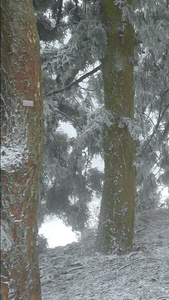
left=35, top=0, right=169, bottom=232
left=35, top=0, right=108, bottom=231
left=76, top=105, right=114, bottom=155
left=131, top=0, right=169, bottom=209
left=118, top=116, right=142, bottom=139
left=40, top=1, right=106, bottom=91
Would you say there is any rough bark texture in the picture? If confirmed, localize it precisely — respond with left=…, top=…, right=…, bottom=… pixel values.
left=96, top=0, right=135, bottom=254
left=1, top=0, right=43, bottom=299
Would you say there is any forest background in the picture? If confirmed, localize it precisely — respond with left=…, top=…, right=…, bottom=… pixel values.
left=1, top=0, right=169, bottom=298
left=35, top=0, right=169, bottom=250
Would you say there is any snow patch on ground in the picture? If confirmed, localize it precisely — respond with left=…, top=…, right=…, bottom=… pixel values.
left=39, top=209, right=169, bottom=300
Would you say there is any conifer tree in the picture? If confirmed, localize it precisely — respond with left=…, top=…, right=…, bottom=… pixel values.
left=1, top=0, right=43, bottom=297
left=96, top=0, right=135, bottom=254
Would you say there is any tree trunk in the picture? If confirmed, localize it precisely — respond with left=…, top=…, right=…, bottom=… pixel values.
left=1, top=0, right=43, bottom=298
left=96, top=0, right=135, bottom=254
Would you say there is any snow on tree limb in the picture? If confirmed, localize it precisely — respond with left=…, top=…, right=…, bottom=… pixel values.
left=44, top=65, right=102, bottom=98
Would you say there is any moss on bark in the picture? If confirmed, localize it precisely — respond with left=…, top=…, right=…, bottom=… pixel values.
left=96, top=0, right=135, bottom=254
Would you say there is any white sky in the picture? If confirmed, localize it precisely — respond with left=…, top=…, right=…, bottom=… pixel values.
left=39, top=216, right=78, bottom=247
left=57, top=121, right=77, bottom=138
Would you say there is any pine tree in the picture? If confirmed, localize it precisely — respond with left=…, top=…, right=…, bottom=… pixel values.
left=96, top=0, right=135, bottom=254
left=1, top=0, right=43, bottom=298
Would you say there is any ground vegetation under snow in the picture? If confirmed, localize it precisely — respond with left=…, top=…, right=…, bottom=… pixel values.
left=39, top=209, right=169, bottom=300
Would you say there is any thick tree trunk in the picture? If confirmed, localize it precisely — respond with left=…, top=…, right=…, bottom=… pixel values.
left=96, top=0, right=135, bottom=254
left=1, top=0, right=43, bottom=299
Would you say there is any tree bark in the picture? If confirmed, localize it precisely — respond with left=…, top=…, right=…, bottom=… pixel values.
left=1, top=0, right=43, bottom=298
left=96, top=0, right=135, bottom=254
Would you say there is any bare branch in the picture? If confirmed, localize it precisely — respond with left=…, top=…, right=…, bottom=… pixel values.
left=44, top=65, right=102, bottom=98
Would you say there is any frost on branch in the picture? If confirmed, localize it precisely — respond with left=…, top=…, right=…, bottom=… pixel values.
left=77, top=106, right=114, bottom=153
left=118, top=117, right=142, bottom=139
left=114, top=0, right=133, bottom=22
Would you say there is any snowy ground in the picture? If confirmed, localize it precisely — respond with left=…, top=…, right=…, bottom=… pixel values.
left=39, top=209, right=169, bottom=300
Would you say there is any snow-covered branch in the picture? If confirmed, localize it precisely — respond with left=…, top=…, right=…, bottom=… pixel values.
left=44, top=65, right=101, bottom=98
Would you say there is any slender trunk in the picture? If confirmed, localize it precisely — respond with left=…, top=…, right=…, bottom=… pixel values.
left=1, top=0, right=43, bottom=298
left=96, top=0, right=135, bottom=254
